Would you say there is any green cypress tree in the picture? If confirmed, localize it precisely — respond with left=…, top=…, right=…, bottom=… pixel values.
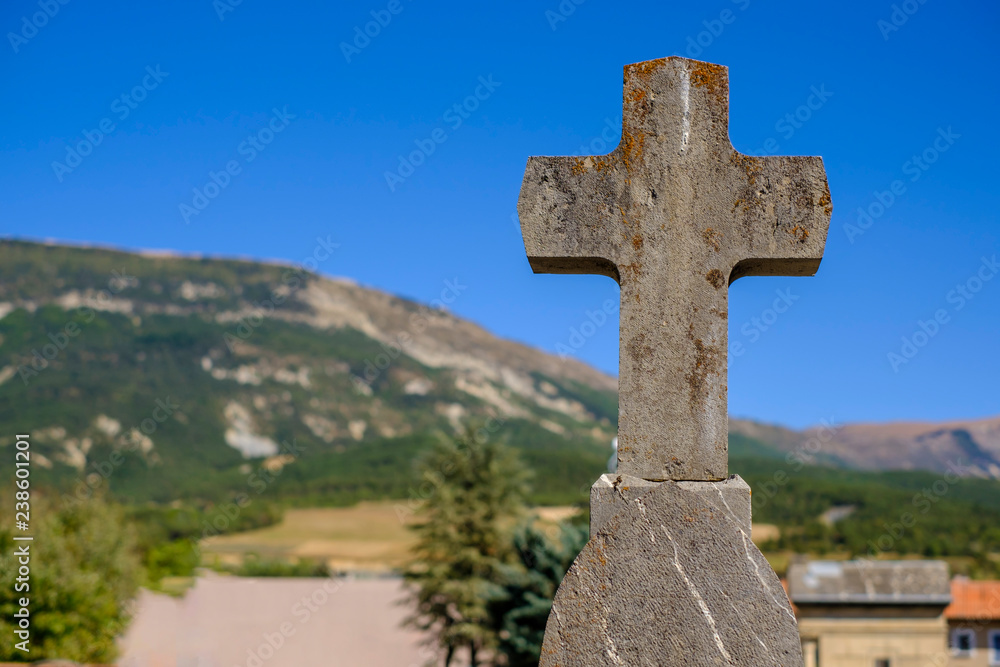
left=490, top=521, right=588, bottom=667
left=403, top=427, right=530, bottom=667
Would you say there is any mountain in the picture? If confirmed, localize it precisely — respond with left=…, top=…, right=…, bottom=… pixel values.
left=730, top=416, right=1000, bottom=479
left=0, top=240, right=617, bottom=505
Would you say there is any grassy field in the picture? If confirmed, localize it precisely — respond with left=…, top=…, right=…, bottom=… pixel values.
left=202, top=502, right=420, bottom=572
left=201, top=503, right=590, bottom=572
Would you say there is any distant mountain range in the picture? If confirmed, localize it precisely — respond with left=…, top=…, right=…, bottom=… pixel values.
left=730, top=416, right=1000, bottom=479
left=0, top=239, right=995, bottom=509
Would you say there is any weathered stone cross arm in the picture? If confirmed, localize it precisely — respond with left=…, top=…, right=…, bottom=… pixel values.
left=518, top=57, right=832, bottom=481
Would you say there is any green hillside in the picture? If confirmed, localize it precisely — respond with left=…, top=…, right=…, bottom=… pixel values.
left=0, top=240, right=613, bottom=507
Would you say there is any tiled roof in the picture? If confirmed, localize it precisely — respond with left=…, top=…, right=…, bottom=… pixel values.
left=945, top=578, right=1000, bottom=620
left=786, top=560, right=951, bottom=605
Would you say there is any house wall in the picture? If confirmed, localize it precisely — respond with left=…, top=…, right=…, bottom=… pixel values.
left=948, top=620, right=1000, bottom=667
left=797, top=616, right=949, bottom=667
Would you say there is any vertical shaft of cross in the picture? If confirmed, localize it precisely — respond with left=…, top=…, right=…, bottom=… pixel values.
left=616, top=225, right=732, bottom=481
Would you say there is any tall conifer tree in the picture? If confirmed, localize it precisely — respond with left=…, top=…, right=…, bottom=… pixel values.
left=403, top=427, right=529, bottom=667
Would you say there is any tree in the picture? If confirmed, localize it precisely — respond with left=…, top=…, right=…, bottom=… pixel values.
left=403, top=428, right=530, bottom=667
left=490, top=522, right=588, bottom=667
left=0, top=492, right=141, bottom=663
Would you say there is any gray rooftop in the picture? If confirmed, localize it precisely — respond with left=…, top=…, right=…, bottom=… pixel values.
left=787, top=560, right=952, bottom=605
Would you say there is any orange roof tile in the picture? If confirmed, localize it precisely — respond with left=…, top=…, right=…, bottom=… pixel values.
left=945, top=578, right=1000, bottom=620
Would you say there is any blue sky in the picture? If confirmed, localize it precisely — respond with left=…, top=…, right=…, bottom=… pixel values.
left=1, top=0, right=997, bottom=429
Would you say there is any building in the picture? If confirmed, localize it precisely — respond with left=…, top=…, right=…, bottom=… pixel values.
left=787, top=560, right=952, bottom=667
left=945, top=577, right=1000, bottom=666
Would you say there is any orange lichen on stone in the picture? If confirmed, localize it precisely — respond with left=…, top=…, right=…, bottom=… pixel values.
left=618, top=206, right=631, bottom=226
left=789, top=225, right=809, bottom=244
left=571, top=158, right=587, bottom=175
left=632, top=234, right=643, bottom=251
left=730, top=152, right=763, bottom=187
left=705, top=269, right=725, bottom=289
left=619, top=261, right=641, bottom=282
left=627, top=85, right=651, bottom=122
left=689, top=61, right=726, bottom=99
left=628, top=58, right=668, bottom=83
left=818, top=189, right=833, bottom=215
left=620, top=128, right=645, bottom=174
left=702, top=228, right=722, bottom=252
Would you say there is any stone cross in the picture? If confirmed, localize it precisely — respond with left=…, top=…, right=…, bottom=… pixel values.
left=517, top=57, right=832, bottom=665
left=518, top=56, right=831, bottom=482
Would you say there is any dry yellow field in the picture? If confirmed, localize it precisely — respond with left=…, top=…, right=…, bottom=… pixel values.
left=201, top=502, right=582, bottom=572
left=202, top=502, right=419, bottom=571
left=751, top=523, right=781, bottom=545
